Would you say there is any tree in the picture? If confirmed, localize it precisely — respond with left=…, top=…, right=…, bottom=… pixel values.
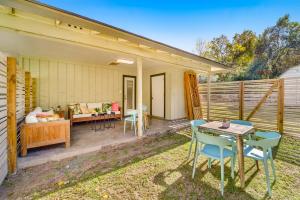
left=196, top=15, right=300, bottom=81
left=199, top=32, right=257, bottom=81
left=253, top=15, right=300, bottom=78
left=230, top=30, right=257, bottom=79
left=203, top=35, right=232, bottom=66
left=195, top=39, right=208, bottom=57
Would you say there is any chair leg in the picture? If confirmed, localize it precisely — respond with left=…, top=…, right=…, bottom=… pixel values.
left=263, top=158, right=271, bottom=196
left=192, top=142, right=199, bottom=179
left=123, top=120, right=126, bottom=135
left=270, top=153, right=276, bottom=180
left=221, top=158, right=224, bottom=196
left=134, top=122, right=137, bottom=136
left=188, top=131, right=194, bottom=159
left=208, top=158, right=212, bottom=169
left=187, top=139, right=194, bottom=159
left=231, top=156, right=235, bottom=179
left=255, top=160, right=259, bottom=170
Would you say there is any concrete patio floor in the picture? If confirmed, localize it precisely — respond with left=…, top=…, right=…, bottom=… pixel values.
left=17, top=118, right=189, bottom=169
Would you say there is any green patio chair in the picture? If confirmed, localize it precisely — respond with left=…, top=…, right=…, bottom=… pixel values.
left=221, top=120, right=254, bottom=141
left=231, top=120, right=253, bottom=127
left=244, top=131, right=281, bottom=196
left=123, top=109, right=138, bottom=136
left=188, top=119, right=206, bottom=159
left=192, top=131, right=236, bottom=196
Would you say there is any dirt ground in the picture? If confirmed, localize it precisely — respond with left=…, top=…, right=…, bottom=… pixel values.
left=0, top=130, right=187, bottom=200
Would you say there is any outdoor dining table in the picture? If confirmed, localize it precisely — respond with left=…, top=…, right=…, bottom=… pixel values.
left=198, top=121, right=255, bottom=188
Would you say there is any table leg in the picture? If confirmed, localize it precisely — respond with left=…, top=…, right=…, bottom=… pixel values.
left=236, top=135, right=245, bottom=188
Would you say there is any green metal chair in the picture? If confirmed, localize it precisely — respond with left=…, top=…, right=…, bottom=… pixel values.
left=231, top=120, right=253, bottom=127
left=221, top=120, right=253, bottom=141
left=188, top=119, right=206, bottom=159
left=123, top=109, right=138, bottom=136
left=244, top=131, right=281, bottom=196
left=192, top=131, right=236, bottom=196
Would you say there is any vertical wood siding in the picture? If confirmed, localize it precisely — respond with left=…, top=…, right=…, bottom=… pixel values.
left=20, top=57, right=136, bottom=109
left=0, top=53, right=7, bottom=184
left=16, top=69, right=25, bottom=154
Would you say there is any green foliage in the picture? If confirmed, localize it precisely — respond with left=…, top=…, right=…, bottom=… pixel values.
left=196, top=15, right=300, bottom=81
left=254, top=15, right=300, bottom=78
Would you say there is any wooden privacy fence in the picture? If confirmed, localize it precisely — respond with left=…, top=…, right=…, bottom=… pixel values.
left=199, top=77, right=300, bottom=137
left=0, top=54, right=35, bottom=184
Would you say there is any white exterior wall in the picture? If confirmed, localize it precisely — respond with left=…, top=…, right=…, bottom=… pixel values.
left=143, top=67, right=186, bottom=120
left=21, top=56, right=187, bottom=120
left=19, top=57, right=136, bottom=109
left=0, top=52, right=7, bottom=185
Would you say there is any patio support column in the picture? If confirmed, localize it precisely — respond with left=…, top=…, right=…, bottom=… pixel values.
left=137, top=57, right=143, bottom=137
left=7, top=57, right=17, bottom=174
left=207, top=69, right=211, bottom=121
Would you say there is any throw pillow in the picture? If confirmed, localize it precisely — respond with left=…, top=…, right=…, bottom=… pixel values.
left=72, top=104, right=82, bottom=115
left=80, top=104, right=90, bottom=114
left=112, top=102, right=119, bottom=111
left=102, top=103, right=112, bottom=113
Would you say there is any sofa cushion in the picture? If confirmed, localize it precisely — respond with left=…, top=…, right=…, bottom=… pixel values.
left=73, top=114, right=92, bottom=118
left=87, top=103, right=102, bottom=109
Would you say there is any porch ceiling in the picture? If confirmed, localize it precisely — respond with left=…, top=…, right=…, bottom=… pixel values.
left=1, top=0, right=228, bottom=73
left=0, top=28, right=197, bottom=70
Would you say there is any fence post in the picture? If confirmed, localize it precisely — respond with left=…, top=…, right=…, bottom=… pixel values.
left=7, top=57, right=17, bottom=174
left=277, top=79, right=284, bottom=134
left=239, top=81, right=244, bottom=120
left=207, top=71, right=211, bottom=121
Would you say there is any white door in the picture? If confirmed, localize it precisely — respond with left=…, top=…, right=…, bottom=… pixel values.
left=124, top=76, right=136, bottom=115
left=151, top=74, right=165, bottom=118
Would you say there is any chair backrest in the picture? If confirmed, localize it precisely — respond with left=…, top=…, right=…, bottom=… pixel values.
left=246, top=131, right=281, bottom=150
left=230, top=120, right=253, bottom=126
left=142, top=105, right=147, bottom=112
left=195, top=131, right=232, bottom=148
left=126, top=109, right=138, bottom=120
left=190, top=119, right=206, bottom=132
left=126, top=109, right=138, bottom=115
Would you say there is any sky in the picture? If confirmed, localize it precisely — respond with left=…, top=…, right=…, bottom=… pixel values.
left=40, top=0, right=300, bottom=53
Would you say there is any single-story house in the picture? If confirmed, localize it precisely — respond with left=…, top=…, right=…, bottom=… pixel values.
left=280, top=65, right=300, bottom=106
left=0, top=0, right=227, bottom=183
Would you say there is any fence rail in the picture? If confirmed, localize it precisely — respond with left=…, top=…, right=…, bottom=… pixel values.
left=199, top=77, right=300, bottom=137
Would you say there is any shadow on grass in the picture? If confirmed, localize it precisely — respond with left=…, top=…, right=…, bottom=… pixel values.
left=152, top=158, right=257, bottom=200
left=273, top=135, right=300, bottom=166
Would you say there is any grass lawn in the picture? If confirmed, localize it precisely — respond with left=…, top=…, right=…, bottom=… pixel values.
left=1, top=129, right=300, bottom=200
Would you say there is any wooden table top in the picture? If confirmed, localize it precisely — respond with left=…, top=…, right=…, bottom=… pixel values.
left=198, top=121, right=255, bottom=136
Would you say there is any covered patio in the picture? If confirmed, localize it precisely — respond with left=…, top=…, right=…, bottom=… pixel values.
left=17, top=118, right=190, bottom=169
left=0, top=1, right=300, bottom=199
left=0, top=0, right=227, bottom=182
